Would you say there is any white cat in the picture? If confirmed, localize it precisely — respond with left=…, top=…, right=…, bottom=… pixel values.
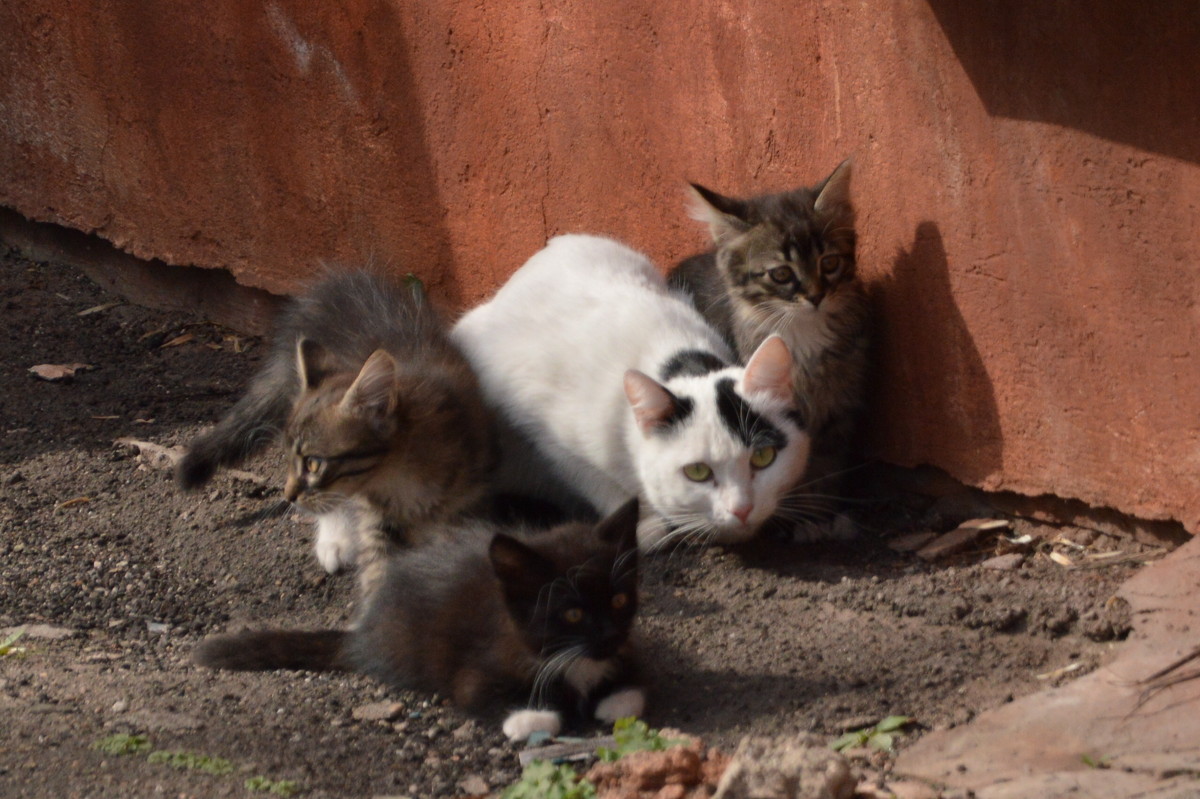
left=451, top=234, right=811, bottom=550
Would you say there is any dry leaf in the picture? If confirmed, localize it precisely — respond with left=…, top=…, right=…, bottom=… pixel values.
left=54, top=496, right=92, bottom=511
left=1036, top=661, right=1082, bottom=681
left=1049, top=551, right=1076, bottom=568
left=133, top=418, right=156, bottom=425
left=90, top=415, right=120, bottom=420
left=160, top=333, right=195, bottom=348
left=77, top=302, right=121, bottom=317
left=29, top=363, right=94, bottom=381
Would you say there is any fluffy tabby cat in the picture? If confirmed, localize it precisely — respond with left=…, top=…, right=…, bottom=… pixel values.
left=451, top=234, right=811, bottom=551
left=176, top=272, right=496, bottom=592
left=668, top=161, right=869, bottom=532
left=194, top=499, right=645, bottom=741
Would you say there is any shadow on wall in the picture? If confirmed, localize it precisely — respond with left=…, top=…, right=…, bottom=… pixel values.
left=866, top=222, right=1002, bottom=484
left=926, top=0, right=1200, bottom=164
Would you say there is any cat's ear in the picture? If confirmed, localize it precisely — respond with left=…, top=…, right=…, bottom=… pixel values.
left=742, top=335, right=794, bottom=405
left=595, top=497, right=640, bottom=551
left=624, top=370, right=688, bottom=436
left=813, top=158, right=854, bottom=221
left=688, top=183, right=752, bottom=245
left=489, top=534, right=556, bottom=598
left=296, top=338, right=332, bottom=390
left=341, top=349, right=398, bottom=420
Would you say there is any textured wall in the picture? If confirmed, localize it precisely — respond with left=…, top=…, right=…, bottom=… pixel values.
left=2, top=0, right=1197, bottom=532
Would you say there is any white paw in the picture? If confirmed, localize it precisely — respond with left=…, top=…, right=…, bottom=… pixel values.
left=314, top=511, right=359, bottom=573
left=594, top=687, right=646, bottom=723
left=502, top=709, right=562, bottom=742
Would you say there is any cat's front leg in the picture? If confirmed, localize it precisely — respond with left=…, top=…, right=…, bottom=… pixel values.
left=501, top=708, right=562, bottom=742
left=593, top=686, right=646, bottom=724
left=314, top=507, right=360, bottom=573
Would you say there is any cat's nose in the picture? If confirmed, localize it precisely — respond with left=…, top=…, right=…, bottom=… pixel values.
left=806, top=292, right=825, bottom=309
left=732, top=504, right=753, bottom=524
left=283, top=478, right=301, bottom=503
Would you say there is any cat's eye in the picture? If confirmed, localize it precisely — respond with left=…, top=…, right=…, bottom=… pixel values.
left=768, top=266, right=794, bottom=284
left=611, top=593, right=629, bottom=611
left=750, top=446, right=777, bottom=469
left=303, top=456, right=324, bottom=474
left=563, top=608, right=584, bottom=624
left=682, top=462, right=713, bottom=482
left=819, top=255, right=844, bottom=276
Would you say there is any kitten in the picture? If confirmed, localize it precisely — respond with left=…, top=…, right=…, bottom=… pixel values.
left=194, top=499, right=645, bottom=741
left=176, top=272, right=496, bottom=592
left=668, top=161, right=870, bottom=534
left=451, top=234, right=811, bottom=551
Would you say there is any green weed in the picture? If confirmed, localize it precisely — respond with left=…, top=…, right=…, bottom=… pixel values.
left=92, top=733, right=152, bottom=756
left=596, top=717, right=687, bottom=762
left=830, top=715, right=913, bottom=753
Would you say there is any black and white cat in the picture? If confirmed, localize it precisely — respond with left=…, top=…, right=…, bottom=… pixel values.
left=451, top=234, right=811, bottom=550
left=195, top=499, right=645, bottom=741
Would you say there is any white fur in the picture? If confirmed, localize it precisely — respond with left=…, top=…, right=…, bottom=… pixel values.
left=565, top=657, right=613, bottom=695
left=452, top=234, right=811, bottom=551
left=502, top=709, right=562, bottom=741
left=594, top=687, right=647, bottom=723
left=313, top=506, right=360, bottom=573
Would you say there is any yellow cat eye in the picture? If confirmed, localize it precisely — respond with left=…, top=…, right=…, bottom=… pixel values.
left=750, top=446, right=777, bottom=469
left=303, top=456, right=323, bottom=474
left=768, top=266, right=793, bottom=284
left=682, top=462, right=713, bottom=482
left=563, top=608, right=584, bottom=624
left=611, top=593, right=629, bottom=611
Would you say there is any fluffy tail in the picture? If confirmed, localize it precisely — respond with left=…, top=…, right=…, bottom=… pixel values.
left=193, top=630, right=349, bottom=672
left=176, top=359, right=295, bottom=489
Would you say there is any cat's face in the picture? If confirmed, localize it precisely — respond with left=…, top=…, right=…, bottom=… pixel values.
left=282, top=342, right=398, bottom=512
left=490, top=499, right=640, bottom=662
left=691, top=160, right=856, bottom=314
left=626, top=337, right=811, bottom=548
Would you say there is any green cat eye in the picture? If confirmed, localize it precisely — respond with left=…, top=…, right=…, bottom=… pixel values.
left=768, top=266, right=794, bottom=284
left=750, top=446, right=777, bottom=469
left=563, top=607, right=584, bottom=624
left=682, top=462, right=713, bottom=482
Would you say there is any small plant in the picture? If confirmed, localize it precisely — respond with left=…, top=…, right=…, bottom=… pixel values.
left=0, top=627, right=27, bottom=657
left=146, top=749, right=235, bottom=775
left=93, top=733, right=152, bottom=756
left=1081, top=754, right=1113, bottom=769
left=830, top=715, right=913, bottom=753
left=501, top=760, right=596, bottom=799
left=597, top=717, right=687, bottom=762
left=246, top=776, right=303, bottom=796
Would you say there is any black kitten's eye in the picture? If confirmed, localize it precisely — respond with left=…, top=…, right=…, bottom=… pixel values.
left=820, top=255, right=844, bottom=276
left=563, top=608, right=584, bottom=624
left=611, top=593, right=629, bottom=611
left=768, top=266, right=794, bottom=284
left=303, top=456, right=323, bottom=474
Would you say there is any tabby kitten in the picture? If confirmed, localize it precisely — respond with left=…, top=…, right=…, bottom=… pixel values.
left=177, top=272, right=496, bottom=592
left=668, top=161, right=870, bottom=532
left=194, top=499, right=645, bottom=741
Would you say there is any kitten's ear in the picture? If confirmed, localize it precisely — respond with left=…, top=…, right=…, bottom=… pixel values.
left=341, top=349, right=398, bottom=419
left=742, top=335, right=794, bottom=405
left=296, top=338, right=332, bottom=390
left=489, top=534, right=556, bottom=597
left=624, top=370, right=686, bottom=436
left=595, top=498, right=640, bottom=550
left=813, top=158, right=854, bottom=220
left=688, top=183, right=752, bottom=245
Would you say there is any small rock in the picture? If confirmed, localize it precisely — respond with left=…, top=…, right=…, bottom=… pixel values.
left=352, top=701, right=405, bottom=722
left=111, top=699, right=129, bottom=713
left=915, top=524, right=996, bottom=561
left=713, top=735, right=855, bottom=799
left=458, top=774, right=489, bottom=795
left=451, top=720, right=477, bottom=740
left=981, top=553, right=1024, bottom=571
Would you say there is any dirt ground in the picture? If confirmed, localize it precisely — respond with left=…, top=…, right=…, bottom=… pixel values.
left=0, top=249, right=1154, bottom=798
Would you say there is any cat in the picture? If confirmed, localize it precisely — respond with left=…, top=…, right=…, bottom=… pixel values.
left=667, top=161, right=870, bottom=535
left=194, top=498, right=646, bottom=741
left=450, top=234, right=811, bottom=551
left=176, top=272, right=497, bottom=593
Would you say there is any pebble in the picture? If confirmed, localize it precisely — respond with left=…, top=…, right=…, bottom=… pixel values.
left=352, top=701, right=405, bottom=722
left=981, top=553, right=1024, bottom=571
left=111, top=699, right=128, bottom=713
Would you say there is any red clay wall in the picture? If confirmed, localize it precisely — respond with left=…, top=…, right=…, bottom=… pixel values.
left=2, top=1, right=1197, bottom=532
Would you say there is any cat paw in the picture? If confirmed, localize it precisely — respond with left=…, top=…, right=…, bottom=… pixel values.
left=501, top=709, right=562, bottom=742
left=314, top=511, right=360, bottom=573
left=594, top=687, right=646, bottom=723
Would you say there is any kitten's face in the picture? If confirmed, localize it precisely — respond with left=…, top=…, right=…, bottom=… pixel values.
left=626, top=337, right=810, bottom=548
left=490, top=500, right=640, bottom=662
left=692, top=159, right=856, bottom=315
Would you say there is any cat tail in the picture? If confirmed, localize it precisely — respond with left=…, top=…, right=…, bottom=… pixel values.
left=193, top=630, right=349, bottom=672
left=176, top=359, right=295, bottom=489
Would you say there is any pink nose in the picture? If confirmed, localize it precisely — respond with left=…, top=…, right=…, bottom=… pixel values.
left=732, top=505, right=753, bottom=524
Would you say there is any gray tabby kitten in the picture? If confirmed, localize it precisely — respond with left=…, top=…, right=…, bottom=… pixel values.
left=668, top=160, right=869, bottom=534
left=177, top=272, right=497, bottom=595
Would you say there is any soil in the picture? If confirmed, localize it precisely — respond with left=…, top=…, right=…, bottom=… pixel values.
left=0, top=248, right=1152, bottom=798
